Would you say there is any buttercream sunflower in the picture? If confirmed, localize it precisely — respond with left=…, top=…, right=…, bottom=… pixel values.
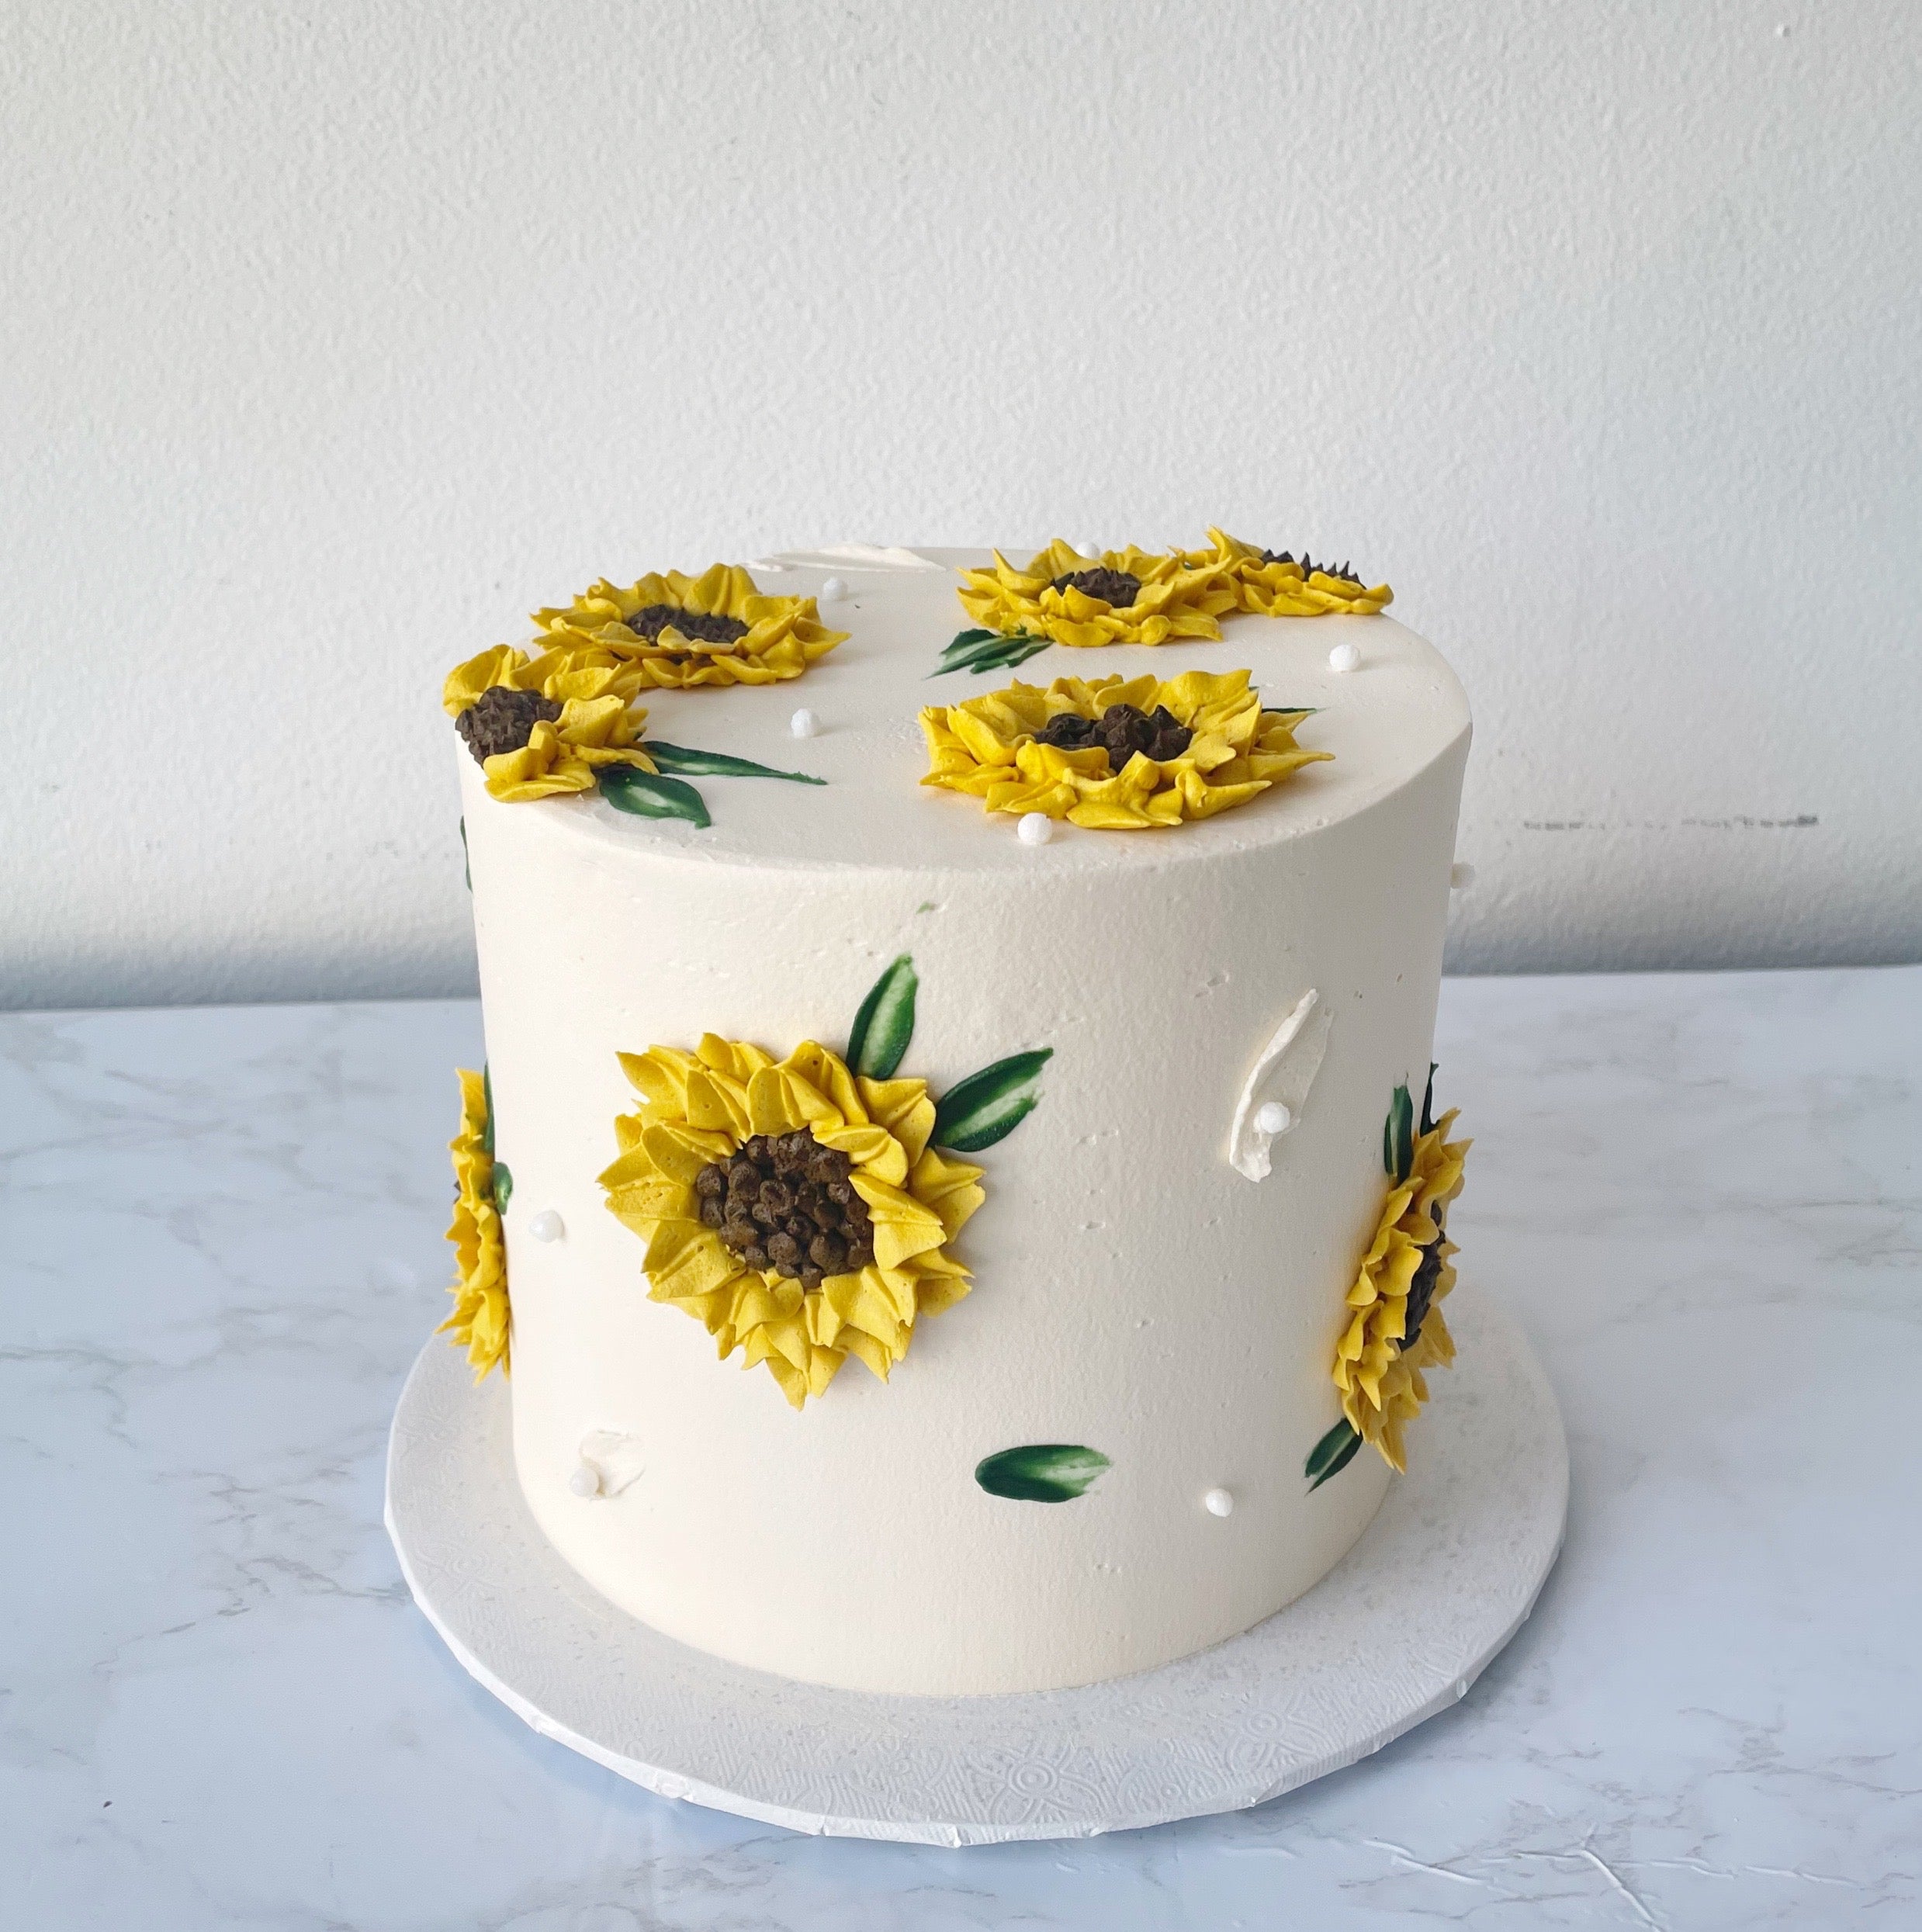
left=532, top=564, right=848, bottom=689
left=956, top=540, right=1239, bottom=649
left=442, top=1068, right=511, bottom=1380
left=442, top=643, right=656, bottom=802
left=1332, top=1083, right=1470, bottom=1470
left=919, top=668, right=1330, bottom=829
left=1193, top=528, right=1393, bottom=616
left=598, top=1036, right=985, bottom=1409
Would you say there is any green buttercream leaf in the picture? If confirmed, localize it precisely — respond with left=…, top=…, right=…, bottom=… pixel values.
left=481, top=1065, right=496, bottom=1158
left=1385, top=1083, right=1415, bottom=1184
left=847, top=954, right=919, bottom=1079
left=1304, top=1416, right=1363, bottom=1491
left=933, top=1047, right=1053, bottom=1151
left=1420, top=1062, right=1439, bottom=1137
left=492, top=1160, right=513, bottom=1217
left=644, top=741, right=826, bottom=785
left=931, top=628, right=1053, bottom=677
left=599, top=766, right=712, bottom=828
left=975, top=1443, right=1111, bottom=1503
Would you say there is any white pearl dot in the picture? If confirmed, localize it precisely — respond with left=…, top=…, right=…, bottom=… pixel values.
left=1254, top=1101, right=1292, bottom=1137
left=567, top=1463, right=601, bottom=1499
left=1328, top=641, right=1362, bottom=673
left=1075, top=539, right=1102, bottom=563
left=819, top=576, right=850, bottom=603
left=1450, top=861, right=1476, bottom=889
left=789, top=708, right=820, bottom=739
left=528, top=1209, right=564, bottom=1243
left=1204, top=1487, right=1235, bottom=1518
left=1016, top=812, right=1055, bottom=847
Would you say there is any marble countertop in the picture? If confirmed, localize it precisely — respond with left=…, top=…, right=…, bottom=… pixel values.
left=6, top=967, right=1918, bottom=1929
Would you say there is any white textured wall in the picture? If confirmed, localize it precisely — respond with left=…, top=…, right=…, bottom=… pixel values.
left=5, top=0, right=1917, bottom=1008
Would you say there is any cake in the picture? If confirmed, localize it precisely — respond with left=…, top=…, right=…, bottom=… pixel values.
left=438, top=538, right=1472, bottom=1697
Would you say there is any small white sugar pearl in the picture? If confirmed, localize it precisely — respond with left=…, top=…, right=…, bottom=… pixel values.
left=1016, top=812, right=1055, bottom=847
left=528, top=1209, right=564, bottom=1243
left=1074, top=539, right=1102, bottom=563
left=1204, top=1488, right=1235, bottom=1518
left=790, top=708, right=821, bottom=739
left=567, top=1463, right=601, bottom=1499
left=1450, top=861, right=1476, bottom=889
left=1254, top=1101, right=1293, bottom=1137
left=1328, top=640, right=1362, bottom=673
left=819, top=576, right=850, bottom=603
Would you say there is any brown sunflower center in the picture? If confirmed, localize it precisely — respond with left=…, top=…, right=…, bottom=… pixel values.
left=455, top=686, right=563, bottom=764
left=1048, top=566, right=1141, bottom=609
left=1401, top=1218, right=1448, bottom=1348
left=695, top=1128, right=876, bottom=1291
left=1035, top=701, right=1193, bottom=770
left=625, top=603, right=750, bottom=647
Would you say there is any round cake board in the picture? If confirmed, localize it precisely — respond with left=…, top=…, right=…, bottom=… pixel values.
left=385, top=1287, right=1567, bottom=1846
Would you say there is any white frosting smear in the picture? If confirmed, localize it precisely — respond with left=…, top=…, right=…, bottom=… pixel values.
left=1228, top=991, right=1334, bottom=1182
left=759, top=545, right=943, bottom=573
left=577, top=1429, right=647, bottom=1498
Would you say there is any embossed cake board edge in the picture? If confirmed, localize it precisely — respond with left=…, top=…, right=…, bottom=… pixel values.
left=385, top=1286, right=1567, bottom=1847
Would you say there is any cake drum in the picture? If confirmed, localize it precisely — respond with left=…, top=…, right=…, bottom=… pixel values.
left=385, top=1286, right=1567, bottom=1845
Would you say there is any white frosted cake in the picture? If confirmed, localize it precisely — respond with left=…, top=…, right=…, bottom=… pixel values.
left=438, top=538, right=1473, bottom=1696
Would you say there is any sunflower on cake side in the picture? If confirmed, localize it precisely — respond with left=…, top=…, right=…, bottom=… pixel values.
left=442, top=1068, right=511, bottom=1380
left=597, top=956, right=1051, bottom=1410
left=1305, top=1071, right=1472, bottom=1489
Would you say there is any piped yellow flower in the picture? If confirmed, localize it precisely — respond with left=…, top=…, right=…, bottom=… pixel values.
left=956, top=541, right=1238, bottom=649
left=1194, top=529, right=1393, bottom=616
left=442, top=644, right=656, bottom=802
left=1332, top=1106, right=1470, bottom=1471
left=919, top=669, right=1330, bottom=830
left=532, top=564, right=847, bottom=689
left=442, top=1068, right=511, bottom=1380
left=598, top=1036, right=985, bottom=1410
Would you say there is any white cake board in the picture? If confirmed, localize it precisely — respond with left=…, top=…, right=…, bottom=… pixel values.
left=385, top=1286, right=1567, bottom=1846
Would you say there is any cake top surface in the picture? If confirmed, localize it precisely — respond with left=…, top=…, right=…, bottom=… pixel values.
left=457, top=545, right=1470, bottom=876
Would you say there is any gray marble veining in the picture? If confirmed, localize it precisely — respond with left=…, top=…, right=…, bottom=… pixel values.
left=5, top=969, right=1918, bottom=1928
